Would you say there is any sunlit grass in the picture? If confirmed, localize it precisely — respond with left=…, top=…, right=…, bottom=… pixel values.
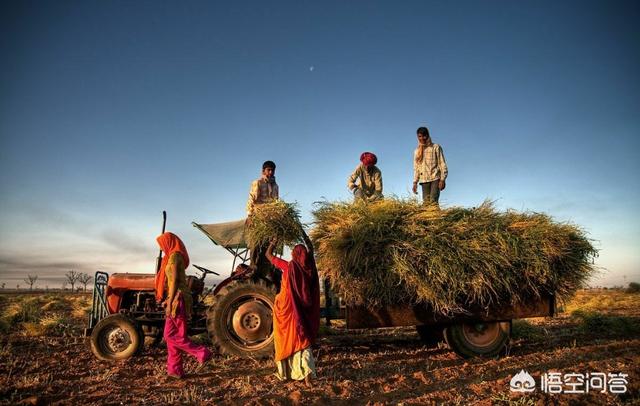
left=41, top=298, right=71, bottom=312
left=2, top=297, right=43, bottom=327
left=570, top=309, right=640, bottom=335
left=563, top=288, right=640, bottom=314
left=1, top=293, right=89, bottom=335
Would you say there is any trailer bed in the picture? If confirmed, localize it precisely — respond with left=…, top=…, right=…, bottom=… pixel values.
left=346, top=294, right=555, bottom=329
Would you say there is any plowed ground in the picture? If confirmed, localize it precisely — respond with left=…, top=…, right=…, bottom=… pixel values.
left=1, top=289, right=638, bottom=405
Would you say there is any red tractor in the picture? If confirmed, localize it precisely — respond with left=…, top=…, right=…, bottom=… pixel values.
left=85, top=216, right=279, bottom=361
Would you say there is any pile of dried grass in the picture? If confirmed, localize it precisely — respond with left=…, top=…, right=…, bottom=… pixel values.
left=312, top=199, right=597, bottom=314
left=246, top=200, right=304, bottom=247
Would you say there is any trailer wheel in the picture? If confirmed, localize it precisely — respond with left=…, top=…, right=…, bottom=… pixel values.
left=90, top=314, right=144, bottom=361
left=416, top=325, right=444, bottom=348
left=207, top=280, right=276, bottom=358
left=444, top=321, right=510, bottom=358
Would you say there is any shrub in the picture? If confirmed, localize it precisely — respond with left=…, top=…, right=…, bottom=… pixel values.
left=571, top=310, right=640, bottom=335
left=42, top=299, right=71, bottom=312
left=512, top=319, right=548, bottom=341
left=22, top=322, right=47, bottom=337
left=0, top=318, right=10, bottom=334
left=39, top=313, right=71, bottom=336
left=3, top=299, right=42, bottom=325
left=626, top=282, right=640, bottom=294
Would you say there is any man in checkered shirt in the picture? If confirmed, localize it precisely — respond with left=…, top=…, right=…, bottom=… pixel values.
left=412, top=126, right=448, bottom=205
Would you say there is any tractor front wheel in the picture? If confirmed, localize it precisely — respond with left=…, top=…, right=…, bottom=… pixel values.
left=90, top=314, right=144, bottom=361
left=207, top=280, right=276, bottom=358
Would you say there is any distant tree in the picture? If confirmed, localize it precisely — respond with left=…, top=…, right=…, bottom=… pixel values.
left=65, top=270, right=81, bottom=292
left=61, top=281, right=68, bottom=290
left=78, top=273, right=93, bottom=292
left=1, top=282, right=5, bottom=290
left=17, top=284, right=20, bottom=290
left=24, top=275, right=38, bottom=291
left=627, top=282, right=640, bottom=294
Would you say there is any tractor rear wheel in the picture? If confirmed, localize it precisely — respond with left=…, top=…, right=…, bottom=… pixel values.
left=90, top=314, right=144, bottom=361
left=444, top=321, right=510, bottom=358
left=207, top=280, right=276, bottom=358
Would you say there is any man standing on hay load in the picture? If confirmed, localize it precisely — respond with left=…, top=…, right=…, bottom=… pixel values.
left=348, top=152, right=383, bottom=202
left=246, top=160, right=279, bottom=271
left=412, top=126, right=448, bottom=206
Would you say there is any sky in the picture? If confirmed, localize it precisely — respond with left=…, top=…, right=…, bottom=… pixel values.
left=1, top=0, right=639, bottom=289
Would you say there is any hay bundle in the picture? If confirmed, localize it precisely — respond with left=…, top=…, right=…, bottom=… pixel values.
left=246, top=200, right=304, bottom=247
left=312, top=199, right=597, bottom=314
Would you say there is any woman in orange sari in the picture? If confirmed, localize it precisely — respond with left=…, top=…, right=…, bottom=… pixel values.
left=266, top=231, right=320, bottom=385
left=156, top=232, right=212, bottom=378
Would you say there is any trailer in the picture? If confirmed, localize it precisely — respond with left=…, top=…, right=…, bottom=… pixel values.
left=346, top=294, right=555, bottom=358
left=194, top=219, right=556, bottom=359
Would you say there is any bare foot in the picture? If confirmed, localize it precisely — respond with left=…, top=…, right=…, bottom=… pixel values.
left=304, top=374, right=313, bottom=388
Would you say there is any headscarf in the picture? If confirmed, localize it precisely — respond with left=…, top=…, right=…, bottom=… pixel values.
left=155, top=232, right=190, bottom=302
left=360, top=152, right=377, bottom=167
left=415, top=137, right=433, bottom=164
left=287, top=244, right=321, bottom=342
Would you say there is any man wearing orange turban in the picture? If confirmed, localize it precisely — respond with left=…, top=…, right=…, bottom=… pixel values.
left=348, top=152, right=383, bottom=202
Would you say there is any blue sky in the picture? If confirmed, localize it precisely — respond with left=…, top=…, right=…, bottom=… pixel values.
left=1, top=0, right=638, bottom=288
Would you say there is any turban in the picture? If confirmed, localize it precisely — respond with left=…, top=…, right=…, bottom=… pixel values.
left=360, top=152, right=377, bottom=167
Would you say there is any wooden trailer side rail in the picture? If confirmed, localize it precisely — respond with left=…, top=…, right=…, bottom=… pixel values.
left=346, top=294, right=555, bottom=329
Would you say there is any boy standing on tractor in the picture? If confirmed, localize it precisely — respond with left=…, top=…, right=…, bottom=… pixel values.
left=246, top=160, right=279, bottom=271
left=246, top=160, right=279, bottom=216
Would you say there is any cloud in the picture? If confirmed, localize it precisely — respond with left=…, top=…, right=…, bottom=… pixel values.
left=13, top=201, right=92, bottom=233
left=0, top=252, right=95, bottom=284
left=100, top=229, right=148, bottom=254
left=0, top=246, right=155, bottom=285
left=0, top=255, right=82, bottom=272
left=1, top=200, right=151, bottom=254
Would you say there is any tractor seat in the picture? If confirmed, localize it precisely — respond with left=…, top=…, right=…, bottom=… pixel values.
left=108, top=273, right=156, bottom=290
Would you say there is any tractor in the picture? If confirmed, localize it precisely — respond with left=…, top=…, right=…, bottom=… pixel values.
left=85, top=215, right=279, bottom=361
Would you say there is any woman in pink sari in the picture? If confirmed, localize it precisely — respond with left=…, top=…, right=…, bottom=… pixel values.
left=156, top=232, right=212, bottom=378
left=266, top=231, right=320, bottom=385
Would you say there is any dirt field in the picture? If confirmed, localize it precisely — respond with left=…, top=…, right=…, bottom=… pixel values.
left=1, top=289, right=638, bottom=405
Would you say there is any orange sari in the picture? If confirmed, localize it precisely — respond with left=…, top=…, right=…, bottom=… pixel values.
left=270, top=245, right=320, bottom=362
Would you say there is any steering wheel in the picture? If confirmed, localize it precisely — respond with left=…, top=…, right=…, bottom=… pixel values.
left=192, top=264, right=220, bottom=277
